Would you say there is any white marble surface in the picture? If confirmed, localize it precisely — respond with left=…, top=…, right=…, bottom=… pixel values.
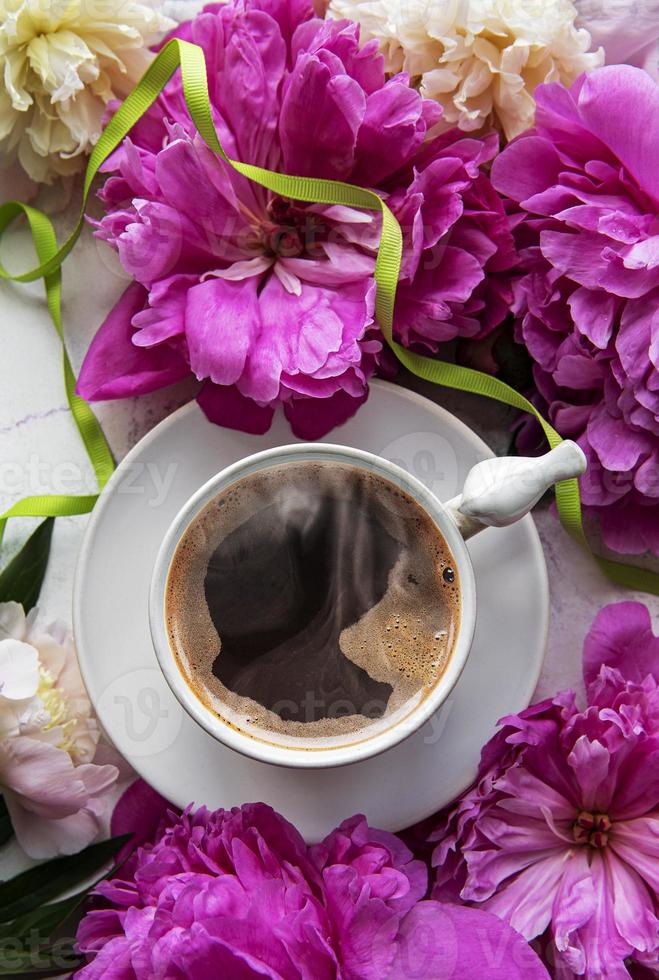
left=1, top=214, right=658, bottom=727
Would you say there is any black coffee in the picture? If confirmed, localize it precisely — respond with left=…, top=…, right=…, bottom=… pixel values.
left=166, top=461, right=460, bottom=749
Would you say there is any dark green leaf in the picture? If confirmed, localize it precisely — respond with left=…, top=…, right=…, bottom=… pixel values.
left=0, top=519, right=54, bottom=613
left=0, top=799, right=12, bottom=848
left=0, top=941, right=82, bottom=975
left=0, top=834, right=131, bottom=923
left=0, top=891, right=86, bottom=944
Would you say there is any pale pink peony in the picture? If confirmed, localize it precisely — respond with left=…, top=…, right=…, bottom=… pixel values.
left=0, top=602, right=118, bottom=858
left=428, top=601, right=659, bottom=978
left=574, top=0, right=659, bottom=79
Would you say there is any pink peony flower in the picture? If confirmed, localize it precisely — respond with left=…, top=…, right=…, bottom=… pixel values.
left=0, top=602, right=118, bottom=858
left=76, top=0, right=516, bottom=439
left=428, top=601, right=659, bottom=978
left=574, top=0, right=659, bottom=79
left=491, top=66, right=659, bottom=556
left=75, top=801, right=549, bottom=978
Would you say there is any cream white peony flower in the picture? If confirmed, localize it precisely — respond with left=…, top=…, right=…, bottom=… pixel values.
left=0, top=0, right=174, bottom=183
left=327, top=0, right=604, bottom=139
left=0, top=602, right=118, bottom=858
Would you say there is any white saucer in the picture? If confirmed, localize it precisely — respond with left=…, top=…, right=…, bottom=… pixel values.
left=74, top=380, right=548, bottom=841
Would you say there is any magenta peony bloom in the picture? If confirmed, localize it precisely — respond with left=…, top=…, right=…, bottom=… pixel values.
left=491, top=66, right=659, bottom=556
left=75, top=802, right=549, bottom=978
left=429, top=601, right=659, bottom=978
left=76, top=0, right=515, bottom=439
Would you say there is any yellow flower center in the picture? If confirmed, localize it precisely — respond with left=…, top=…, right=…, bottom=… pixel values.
left=37, top=667, right=77, bottom=755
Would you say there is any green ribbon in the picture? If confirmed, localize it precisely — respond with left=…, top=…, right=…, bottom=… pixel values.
left=0, top=204, right=114, bottom=545
left=0, top=38, right=656, bottom=595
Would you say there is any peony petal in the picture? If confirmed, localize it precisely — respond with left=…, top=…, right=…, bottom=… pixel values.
left=0, top=639, right=39, bottom=701
left=186, top=277, right=261, bottom=386
left=568, top=286, right=618, bottom=349
left=586, top=407, right=651, bottom=472
left=553, top=354, right=603, bottom=389
left=76, top=763, right=119, bottom=798
left=617, top=297, right=656, bottom=384
left=73, top=935, right=136, bottom=978
left=0, top=737, right=87, bottom=818
left=539, top=230, right=609, bottom=292
left=77, top=282, right=189, bottom=400
left=533, top=79, right=610, bottom=166
left=280, top=243, right=375, bottom=287
left=577, top=67, right=659, bottom=207
left=76, top=909, right=127, bottom=955
left=567, top=736, right=613, bottom=811
left=482, top=852, right=569, bottom=940
left=112, top=200, right=189, bottom=287
left=204, top=257, right=274, bottom=283
left=463, top=835, right=568, bottom=905
left=214, top=7, right=286, bottom=169
left=491, top=135, right=563, bottom=206
left=283, top=387, right=368, bottom=439
left=0, top=602, right=27, bottom=641
left=8, top=796, right=103, bottom=859
left=110, top=778, right=174, bottom=856
left=131, top=274, right=197, bottom=348
left=494, top=767, right=576, bottom=821
left=280, top=52, right=365, bottom=179
left=573, top=850, right=634, bottom=977
left=596, top=499, right=659, bottom=556
left=607, top=743, right=659, bottom=821
left=389, top=901, right=550, bottom=979
left=604, top=849, right=659, bottom=954
left=599, top=249, right=658, bottom=299
left=353, top=78, right=436, bottom=185
left=610, top=817, right=659, bottom=893
left=583, top=602, right=659, bottom=691
left=551, top=848, right=596, bottom=970
left=197, top=382, right=275, bottom=435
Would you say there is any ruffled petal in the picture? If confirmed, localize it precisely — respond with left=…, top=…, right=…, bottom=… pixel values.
left=77, top=283, right=189, bottom=400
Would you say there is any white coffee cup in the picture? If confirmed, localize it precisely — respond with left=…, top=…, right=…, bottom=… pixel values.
left=149, top=440, right=585, bottom=770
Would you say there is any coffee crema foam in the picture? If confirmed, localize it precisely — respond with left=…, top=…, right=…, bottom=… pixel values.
left=165, top=461, right=460, bottom=751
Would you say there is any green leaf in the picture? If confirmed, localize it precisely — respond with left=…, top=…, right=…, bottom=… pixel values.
left=0, top=519, right=54, bottom=612
left=0, top=799, right=12, bottom=848
left=0, top=834, right=131, bottom=923
left=0, top=891, right=86, bottom=944
left=0, top=941, right=82, bottom=975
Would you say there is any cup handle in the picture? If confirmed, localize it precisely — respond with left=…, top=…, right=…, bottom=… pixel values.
left=444, top=441, right=587, bottom=540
